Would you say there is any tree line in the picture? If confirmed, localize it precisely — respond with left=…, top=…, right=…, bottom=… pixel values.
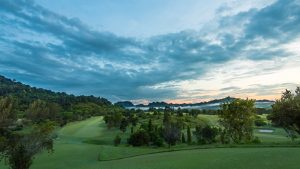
left=105, top=87, right=300, bottom=148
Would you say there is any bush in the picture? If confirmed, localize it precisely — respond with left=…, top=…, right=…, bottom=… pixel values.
left=149, top=131, right=164, bottom=147
left=255, top=116, right=267, bottom=126
left=194, top=125, right=219, bottom=144
left=127, top=130, right=150, bottom=146
left=251, top=137, right=261, bottom=144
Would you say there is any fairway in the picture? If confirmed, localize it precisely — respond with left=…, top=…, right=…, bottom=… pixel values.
left=99, top=147, right=300, bottom=169
left=2, top=116, right=300, bottom=169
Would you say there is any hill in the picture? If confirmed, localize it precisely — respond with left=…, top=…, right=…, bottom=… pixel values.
left=0, top=75, right=112, bottom=111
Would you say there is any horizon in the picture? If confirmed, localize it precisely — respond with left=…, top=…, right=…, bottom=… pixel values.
left=1, top=0, right=300, bottom=104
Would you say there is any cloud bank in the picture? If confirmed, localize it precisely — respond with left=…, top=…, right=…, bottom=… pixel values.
left=0, top=0, right=300, bottom=103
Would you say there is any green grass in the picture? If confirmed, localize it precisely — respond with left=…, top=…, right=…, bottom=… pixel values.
left=99, top=147, right=300, bottom=169
left=198, top=114, right=219, bottom=125
left=1, top=115, right=300, bottom=169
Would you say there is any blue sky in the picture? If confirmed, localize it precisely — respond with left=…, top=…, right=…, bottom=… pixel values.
left=0, top=0, right=300, bottom=103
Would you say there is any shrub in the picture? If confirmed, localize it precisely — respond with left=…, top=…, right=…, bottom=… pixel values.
left=255, top=116, right=267, bottom=126
left=127, top=130, right=150, bottom=146
left=251, top=137, right=261, bottom=144
left=194, top=125, right=219, bottom=144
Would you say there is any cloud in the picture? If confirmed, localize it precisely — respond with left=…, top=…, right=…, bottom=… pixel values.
left=0, top=0, right=300, bottom=102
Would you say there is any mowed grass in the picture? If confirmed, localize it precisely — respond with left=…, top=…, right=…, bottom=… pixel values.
left=99, top=147, right=300, bottom=169
left=1, top=115, right=300, bottom=169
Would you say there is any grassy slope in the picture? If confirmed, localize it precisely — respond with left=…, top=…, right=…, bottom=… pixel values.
left=1, top=116, right=300, bottom=169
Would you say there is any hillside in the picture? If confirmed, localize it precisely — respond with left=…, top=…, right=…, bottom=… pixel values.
left=0, top=75, right=112, bottom=111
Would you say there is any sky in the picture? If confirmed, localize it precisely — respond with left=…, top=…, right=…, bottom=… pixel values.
left=0, top=0, right=300, bottom=104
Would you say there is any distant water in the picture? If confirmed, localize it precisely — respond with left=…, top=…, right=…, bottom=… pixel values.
left=258, top=129, right=274, bottom=133
left=126, top=101, right=274, bottom=110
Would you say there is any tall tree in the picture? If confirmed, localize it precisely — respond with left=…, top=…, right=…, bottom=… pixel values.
left=181, top=132, right=186, bottom=143
left=0, top=96, right=16, bottom=128
left=163, top=123, right=180, bottom=148
left=5, top=122, right=55, bottom=169
left=268, top=87, right=300, bottom=140
left=219, top=98, right=256, bottom=143
left=148, top=119, right=153, bottom=133
left=26, top=100, right=61, bottom=123
left=187, top=125, right=192, bottom=144
left=1, top=96, right=56, bottom=169
left=119, top=118, right=128, bottom=133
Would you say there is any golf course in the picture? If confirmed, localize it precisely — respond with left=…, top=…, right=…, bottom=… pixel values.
left=1, top=116, right=298, bottom=169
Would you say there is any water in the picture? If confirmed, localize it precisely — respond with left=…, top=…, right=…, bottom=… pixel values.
left=259, top=129, right=274, bottom=133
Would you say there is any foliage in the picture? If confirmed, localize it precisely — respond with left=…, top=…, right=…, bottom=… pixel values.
left=26, top=100, right=62, bottom=123
left=181, top=132, right=186, bottom=143
left=268, top=87, right=300, bottom=139
left=0, top=75, right=111, bottom=111
left=163, top=123, right=181, bottom=147
left=0, top=95, right=57, bottom=169
left=0, top=96, right=16, bottom=128
left=127, top=130, right=150, bottom=146
left=254, top=116, right=267, bottom=127
left=187, top=125, right=192, bottom=144
left=103, top=111, right=123, bottom=129
left=219, top=98, right=256, bottom=143
left=119, top=118, right=129, bottom=132
left=193, top=125, right=219, bottom=144
left=5, top=122, right=55, bottom=169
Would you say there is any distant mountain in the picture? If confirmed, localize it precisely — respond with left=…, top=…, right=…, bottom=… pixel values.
left=115, top=101, right=134, bottom=107
left=122, top=96, right=274, bottom=109
left=131, top=97, right=236, bottom=108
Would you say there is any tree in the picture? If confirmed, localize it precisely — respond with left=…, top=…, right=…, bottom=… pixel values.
left=163, top=123, right=180, bottom=148
left=1, top=96, right=56, bottom=169
left=187, top=125, right=192, bottom=144
left=181, top=132, right=186, bottom=143
left=163, top=111, right=171, bottom=125
left=26, top=100, right=61, bottom=123
left=1, top=121, right=55, bottom=169
left=268, top=88, right=300, bottom=140
left=0, top=96, right=16, bottom=161
left=149, top=130, right=164, bottom=147
left=0, top=96, right=16, bottom=128
left=114, top=135, right=121, bottom=146
left=219, top=98, right=256, bottom=143
left=148, top=119, right=153, bottom=133
left=119, top=118, right=128, bottom=133
left=127, top=130, right=150, bottom=146
left=193, top=125, right=219, bottom=144
left=254, top=116, right=267, bottom=127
